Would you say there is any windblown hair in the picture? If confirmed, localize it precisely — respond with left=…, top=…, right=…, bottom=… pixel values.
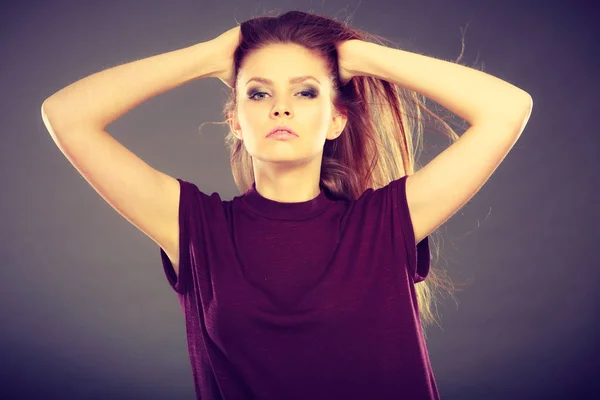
left=214, top=10, right=468, bottom=338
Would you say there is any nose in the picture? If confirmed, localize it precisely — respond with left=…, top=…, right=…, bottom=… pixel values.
left=272, top=105, right=292, bottom=118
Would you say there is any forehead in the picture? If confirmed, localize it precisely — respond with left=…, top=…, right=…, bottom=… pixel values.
left=239, top=43, right=329, bottom=84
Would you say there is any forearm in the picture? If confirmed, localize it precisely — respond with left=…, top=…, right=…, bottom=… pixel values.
left=42, top=41, right=222, bottom=131
left=347, top=41, right=532, bottom=125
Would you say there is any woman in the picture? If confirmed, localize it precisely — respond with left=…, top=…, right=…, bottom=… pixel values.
left=42, top=10, right=533, bottom=400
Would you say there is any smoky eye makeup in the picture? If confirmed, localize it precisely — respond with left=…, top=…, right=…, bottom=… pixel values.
left=246, top=86, right=320, bottom=99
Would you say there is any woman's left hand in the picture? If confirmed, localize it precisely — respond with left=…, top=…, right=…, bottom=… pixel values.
left=336, top=40, right=361, bottom=86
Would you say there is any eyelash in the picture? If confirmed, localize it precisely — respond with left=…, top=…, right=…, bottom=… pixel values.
left=247, top=89, right=318, bottom=101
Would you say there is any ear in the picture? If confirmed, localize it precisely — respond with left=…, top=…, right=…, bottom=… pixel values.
left=327, top=108, right=348, bottom=140
left=228, top=110, right=243, bottom=140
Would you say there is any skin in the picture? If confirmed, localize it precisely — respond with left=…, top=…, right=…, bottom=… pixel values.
left=228, top=43, right=348, bottom=203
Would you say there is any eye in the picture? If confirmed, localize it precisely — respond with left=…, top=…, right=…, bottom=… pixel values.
left=248, top=91, right=267, bottom=100
left=247, top=89, right=319, bottom=101
left=299, top=90, right=318, bottom=99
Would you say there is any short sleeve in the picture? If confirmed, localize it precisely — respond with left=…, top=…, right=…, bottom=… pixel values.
left=159, top=179, right=190, bottom=294
left=388, top=175, right=431, bottom=283
left=159, top=178, right=217, bottom=295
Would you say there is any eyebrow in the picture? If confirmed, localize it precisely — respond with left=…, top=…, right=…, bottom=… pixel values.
left=245, top=75, right=321, bottom=86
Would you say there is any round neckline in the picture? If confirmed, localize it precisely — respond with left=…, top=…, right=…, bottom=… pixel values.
left=240, top=182, right=336, bottom=220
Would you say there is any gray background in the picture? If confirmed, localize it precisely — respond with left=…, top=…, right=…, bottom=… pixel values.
left=2, top=0, right=598, bottom=398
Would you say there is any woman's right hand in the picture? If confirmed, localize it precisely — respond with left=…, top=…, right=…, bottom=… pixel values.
left=209, top=25, right=241, bottom=89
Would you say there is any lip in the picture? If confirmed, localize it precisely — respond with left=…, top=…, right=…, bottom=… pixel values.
left=266, top=126, right=299, bottom=138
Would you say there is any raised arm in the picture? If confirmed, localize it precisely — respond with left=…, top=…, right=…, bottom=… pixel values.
left=41, top=31, right=237, bottom=278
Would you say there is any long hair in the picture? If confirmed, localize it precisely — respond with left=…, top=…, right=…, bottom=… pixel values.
left=212, top=10, right=468, bottom=338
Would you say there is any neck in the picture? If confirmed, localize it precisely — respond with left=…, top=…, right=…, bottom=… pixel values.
left=252, top=157, right=322, bottom=203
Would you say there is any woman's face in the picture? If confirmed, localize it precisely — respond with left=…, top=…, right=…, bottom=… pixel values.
left=230, top=43, right=347, bottom=166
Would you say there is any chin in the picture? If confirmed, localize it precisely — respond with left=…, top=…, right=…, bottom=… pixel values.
left=253, top=152, right=314, bottom=165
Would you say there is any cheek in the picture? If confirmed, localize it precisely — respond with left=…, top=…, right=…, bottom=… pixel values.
left=236, top=105, right=257, bottom=131
left=303, top=101, right=330, bottom=122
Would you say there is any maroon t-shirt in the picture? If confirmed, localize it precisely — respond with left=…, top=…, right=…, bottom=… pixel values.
left=159, top=175, right=438, bottom=399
